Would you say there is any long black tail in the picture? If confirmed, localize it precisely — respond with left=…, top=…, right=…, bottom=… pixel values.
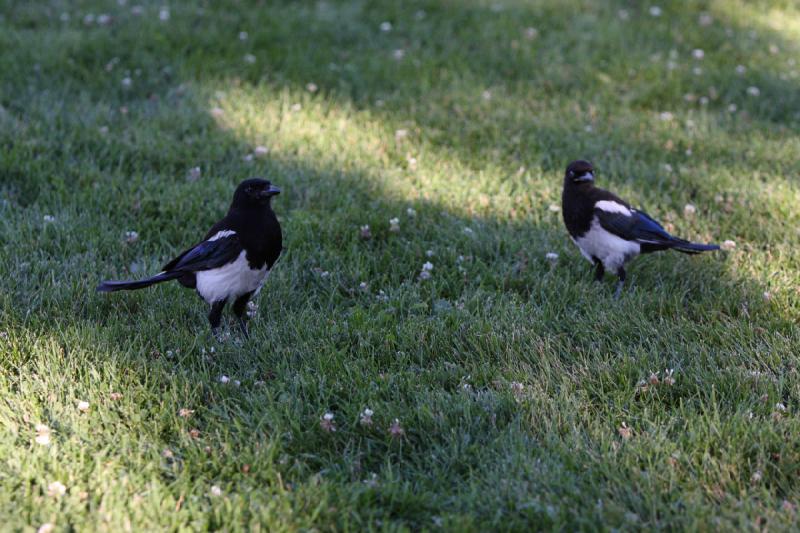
left=96, top=271, right=182, bottom=292
left=670, top=238, right=720, bottom=255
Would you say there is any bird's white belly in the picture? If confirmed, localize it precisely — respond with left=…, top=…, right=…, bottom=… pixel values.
left=195, top=251, right=269, bottom=304
left=574, top=218, right=641, bottom=271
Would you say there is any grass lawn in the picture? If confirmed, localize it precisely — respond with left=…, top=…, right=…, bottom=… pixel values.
left=2, top=0, right=800, bottom=530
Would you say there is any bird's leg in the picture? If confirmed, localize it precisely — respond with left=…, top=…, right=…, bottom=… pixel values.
left=614, top=267, right=627, bottom=299
left=593, top=259, right=605, bottom=282
left=208, top=300, right=226, bottom=338
left=232, top=291, right=255, bottom=339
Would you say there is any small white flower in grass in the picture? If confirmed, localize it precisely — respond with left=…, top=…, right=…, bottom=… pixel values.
left=243, top=153, right=254, bottom=162
left=763, top=291, right=772, bottom=302
left=463, top=227, right=474, bottom=234
left=418, top=270, right=431, bottom=281
left=360, top=408, right=374, bottom=426
left=97, top=13, right=112, bottom=25
left=776, top=402, right=787, bottom=412
left=395, top=129, right=408, bottom=140
left=389, top=217, right=400, bottom=232
left=699, top=96, right=709, bottom=105
left=306, top=82, right=318, bottom=93
left=728, top=103, right=738, bottom=113
left=179, top=408, right=194, bottom=418
left=121, top=77, right=132, bottom=88
left=692, top=49, right=704, bottom=60
left=290, top=103, right=302, bottom=112
left=692, top=67, right=703, bottom=76
left=482, top=90, right=492, bottom=101
left=649, top=6, right=662, bottom=17
left=0, top=332, right=7, bottom=339
left=618, top=9, right=629, bottom=20
left=219, top=375, right=230, bottom=384
left=425, top=249, right=434, bottom=257
left=648, top=372, right=660, bottom=385
left=320, top=271, right=330, bottom=278
left=548, top=204, right=560, bottom=213
left=392, top=49, right=405, bottom=60
left=360, top=225, right=372, bottom=240
left=234, top=380, right=241, bottom=387
left=158, top=8, right=170, bottom=21
left=124, top=230, right=139, bottom=243
left=131, top=5, right=143, bottom=16
left=721, top=240, right=736, bottom=251
left=389, top=418, right=404, bottom=438
left=376, top=290, right=388, bottom=302
left=254, top=145, right=269, bottom=158
left=545, top=252, right=559, bottom=264
left=735, top=64, right=747, bottom=75
left=98, top=126, right=109, bottom=135
left=524, top=27, right=538, bottom=39
left=77, top=400, right=90, bottom=412
left=83, top=13, right=96, bottom=25
left=47, top=481, right=67, bottom=498
left=246, top=300, right=257, bottom=318
left=663, top=369, right=676, bottom=386
left=698, top=12, right=713, bottom=26
left=422, top=262, right=433, bottom=272
left=238, top=31, right=248, bottom=41
left=663, top=164, right=673, bottom=173
left=37, top=524, right=55, bottom=533
left=618, top=422, right=633, bottom=439
left=747, top=86, right=760, bottom=97
left=43, top=215, right=55, bottom=223
left=658, top=111, right=673, bottom=121
left=34, top=424, right=50, bottom=446
left=210, top=485, right=222, bottom=497
left=683, top=204, right=696, bottom=216
left=358, top=282, right=368, bottom=291
left=188, top=166, right=201, bottom=181
left=210, top=107, right=224, bottom=118
left=407, top=155, right=417, bottom=168
left=751, top=470, right=762, bottom=483
left=320, top=412, right=336, bottom=432
left=244, top=53, right=256, bottom=64
left=379, top=21, right=392, bottom=32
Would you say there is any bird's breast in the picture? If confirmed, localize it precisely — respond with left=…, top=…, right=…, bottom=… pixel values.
left=195, top=250, right=270, bottom=304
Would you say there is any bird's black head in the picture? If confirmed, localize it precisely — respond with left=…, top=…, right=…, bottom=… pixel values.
left=232, top=178, right=281, bottom=208
left=564, top=160, right=595, bottom=186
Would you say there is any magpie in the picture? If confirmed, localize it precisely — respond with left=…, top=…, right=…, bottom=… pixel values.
left=97, top=178, right=283, bottom=336
left=561, top=160, right=719, bottom=297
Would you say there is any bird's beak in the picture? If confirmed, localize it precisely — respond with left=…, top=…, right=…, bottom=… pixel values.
left=574, top=172, right=594, bottom=183
left=260, top=184, right=281, bottom=198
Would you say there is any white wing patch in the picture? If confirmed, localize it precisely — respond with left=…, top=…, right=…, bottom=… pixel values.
left=208, top=230, right=237, bottom=241
left=195, top=250, right=269, bottom=304
left=595, top=200, right=631, bottom=216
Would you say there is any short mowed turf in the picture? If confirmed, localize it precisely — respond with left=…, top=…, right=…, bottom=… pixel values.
left=2, top=0, right=800, bottom=530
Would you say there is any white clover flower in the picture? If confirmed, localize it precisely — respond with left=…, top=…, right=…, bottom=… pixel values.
left=77, top=400, right=90, bottom=412
left=545, top=252, right=559, bottom=264
left=97, top=13, right=112, bottom=25
left=83, top=13, right=96, bottom=25
left=699, top=96, right=709, bottom=105
left=121, top=77, right=132, bottom=88
left=721, top=240, right=736, bottom=251
left=692, top=66, right=703, bottom=76
left=188, top=166, right=201, bottom=181
left=37, top=524, right=56, bottom=533
left=698, top=13, right=713, bottom=26
left=389, top=217, right=400, bottom=232
left=254, top=145, right=269, bottom=157
left=35, top=424, right=51, bottom=446
left=243, top=153, right=254, bottom=162
left=131, top=6, right=143, bottom=16
left=358, top=282, right=368, bottom=291
left=683, top=204, right=696, bottom=216
left=320, top=271, right=330, bottom=278
left=47, top=481, right=67, bottom=498
left=43, top=215, right=55, bottom=222
left=663, top=163, right=673, bottom=173
left=290, top=103, right=302, bottom=112
left=158, top=8, right=170, bottom=21
left=244, top=54, right=256, bottom=64
left=463, top=227, right=474, bottom=234
left=359, top=225, right=372, bottom=240
left=658, top=111, right=673, bottom=121
left=389, top=418, right=404, bottom=437
left=379, top=21, right=392, bottom=32
left=425, top=249, right=434, bottom=257
left=735, top=64, right=747, bottom=75
left=395, top=129, right=408, bottom=140
left=548, top=204, right=561, bottom=213
left=360, top=408, right=374, bottom=426
left=179, top=408, right=194, bottom=418
left=418, top=271, right=431, bottom=281
left=747, top=86, right=760, bottom=97
left=524, top=27, right=538, bottom=39
left=210, top=107, right=225, bottom=118
left=392, top=49, right=405, bottom=60
left=320, top=412, right=336, bottom=432
left=125, top=230, right=139, bottom=243
left=422, top=262, right=433, bottom=271
left=306, top=82, right=318, bottom=93
left=482, top=90, right=492, bottom=101
left=776, top=402, right=787, bottom=412
left=238, top=31, right=248, bottom=41
left=751, top=470, right=763, bottom=483
left=692, top=49, right=705, bottom=60
left=649, top=6, right=662, bottom=17
left=763, top=291, right=772, bottom=301
left=219, top=375, right=230, bottom=384
left=210, top=485, right=222, bottom=497
left=618, top=9, right=629, bottom=20
left=728, top=103, right=738, bottom=113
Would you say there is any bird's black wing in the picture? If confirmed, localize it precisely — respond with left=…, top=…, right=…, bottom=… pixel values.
left=162, top=233, right=243, bottom=273
left=594, top=207, right=673, bottom=245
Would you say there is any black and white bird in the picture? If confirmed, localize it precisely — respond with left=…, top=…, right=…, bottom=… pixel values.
left=97, top=178, right=283, bottom=336
left=561, top=160, right=718, bottom=297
